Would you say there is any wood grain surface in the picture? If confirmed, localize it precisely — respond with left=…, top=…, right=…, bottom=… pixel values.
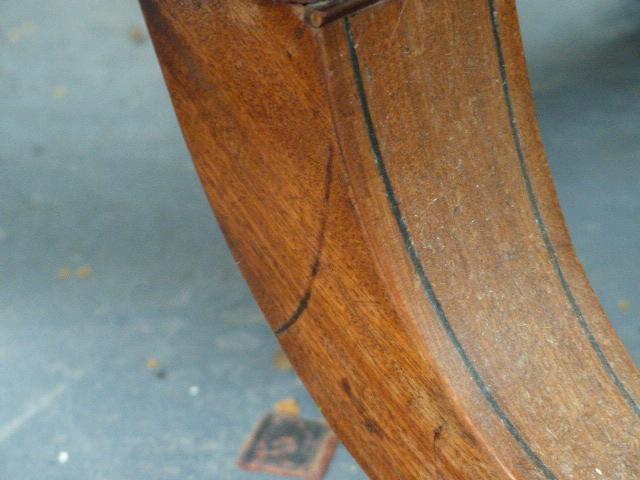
left=139, top=0, right=640, bottom=478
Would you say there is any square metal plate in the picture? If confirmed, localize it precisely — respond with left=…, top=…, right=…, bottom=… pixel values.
left=238, top=413, right=339, bottom=480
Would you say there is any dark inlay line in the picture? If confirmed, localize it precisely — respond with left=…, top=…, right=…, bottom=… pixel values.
left=276, top=291, right=311, bottom=335
left=276, top=148, right=335, bottom=335
left=487, top=0, right=640, bottom=417
left=343, top=16, right=558, bottom=480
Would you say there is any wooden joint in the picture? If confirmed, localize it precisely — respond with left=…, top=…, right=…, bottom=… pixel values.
left=296, top=0, right=384, bottom=28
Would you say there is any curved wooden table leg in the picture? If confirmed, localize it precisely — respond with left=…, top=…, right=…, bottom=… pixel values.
left=139, top=0, right=640, bottom=478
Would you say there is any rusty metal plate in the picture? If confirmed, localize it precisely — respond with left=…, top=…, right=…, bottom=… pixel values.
left=238, top=413, right=339, bottom=480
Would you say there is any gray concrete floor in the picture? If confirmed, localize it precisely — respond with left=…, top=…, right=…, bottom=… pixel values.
left=0, top=1, right=638, bottom=479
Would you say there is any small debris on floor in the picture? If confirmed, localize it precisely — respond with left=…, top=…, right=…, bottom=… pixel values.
left=147, top=358, right=166, bottom=379
left=7, top=22, right=37, bottom=42
left=52, top=85, right=68, bottom=99
left=273, top=397, right=301, bottom=417
left=238, top=413, right=338, bottom=480
left=128, top=26, right=146, bottom=44
left=618, top=300, right=631, bottom=311
left=57, top=451, right=69, bottom=464
left=76, top=264, right=92, bottom=278
left=57, top=267, right=73, bottom=279
left=273, top=348, right=293, bottom=371
left=188, top=385, right=200, bottom=396
left=57, top=265, right=93, bottom=279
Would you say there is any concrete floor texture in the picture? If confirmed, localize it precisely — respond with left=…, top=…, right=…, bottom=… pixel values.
left=1, top=1, right=638, bottom=479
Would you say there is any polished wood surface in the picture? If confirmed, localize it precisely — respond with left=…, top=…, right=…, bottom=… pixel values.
left=139, top=0, right=640, bottom=478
